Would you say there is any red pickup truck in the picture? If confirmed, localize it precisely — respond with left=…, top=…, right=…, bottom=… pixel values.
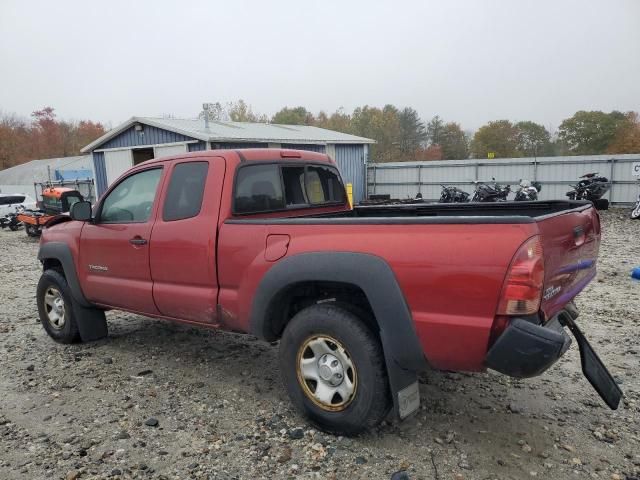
left=36, top=149, right=621, bottom=435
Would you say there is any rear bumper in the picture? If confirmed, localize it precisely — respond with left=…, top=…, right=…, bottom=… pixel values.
left=485, top=308, right=575, bottom=378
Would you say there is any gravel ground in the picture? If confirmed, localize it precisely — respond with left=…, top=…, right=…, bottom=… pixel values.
left=0, top=210, right=639, bottom=480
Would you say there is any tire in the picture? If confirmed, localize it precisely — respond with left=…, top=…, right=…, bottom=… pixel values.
left=37, top=270, right=81, bottom=344
left=25, top=225, right=40, bottom=237
left=279, top=304, right=391, bottom=436
left=593, top=198, right=609, bottom=211
left=632, top=204, right=640, bottom=219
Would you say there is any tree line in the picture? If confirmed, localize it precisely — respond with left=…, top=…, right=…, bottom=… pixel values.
left=2, top=103, right=639, bottom=171
left=0, top=107, right=106, bottom=170
left=203, top=101, right=640, bottom=163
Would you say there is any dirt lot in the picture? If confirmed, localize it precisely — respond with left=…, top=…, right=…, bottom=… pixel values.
left=0, top=210, right=638, bottom=480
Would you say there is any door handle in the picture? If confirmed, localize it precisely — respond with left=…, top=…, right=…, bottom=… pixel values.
left=129, top=237, right=148, bottom=246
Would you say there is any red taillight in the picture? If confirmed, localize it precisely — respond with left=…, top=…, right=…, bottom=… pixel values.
left=496, top=235, right=544, bottom=316
left=593, top=210, right=601, bottom=235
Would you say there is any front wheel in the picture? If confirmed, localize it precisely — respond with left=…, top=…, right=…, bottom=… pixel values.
left=631, top=201, right=640, bottom=219
left=279, top=304, right=391, bottom=436
left=37, top=270, right=81, bottom=343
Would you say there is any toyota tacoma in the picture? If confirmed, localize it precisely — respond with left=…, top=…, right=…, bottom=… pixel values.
left=36, top=149, right=622, bottom=435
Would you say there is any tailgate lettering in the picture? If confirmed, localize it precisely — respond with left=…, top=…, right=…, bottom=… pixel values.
left=543, top=285, right=561, bottom=300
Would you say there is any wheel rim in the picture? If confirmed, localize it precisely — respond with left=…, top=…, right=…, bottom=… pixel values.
left=296, top=335, right=357, bottom=411
left=43, top=287, right=66, bottom=330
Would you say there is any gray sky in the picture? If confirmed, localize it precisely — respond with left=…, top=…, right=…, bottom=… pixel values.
left=1, top=0, right=639, bottom=131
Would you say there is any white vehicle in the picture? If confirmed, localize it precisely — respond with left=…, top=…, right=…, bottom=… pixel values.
left=0, top=193, right=37, bottom=217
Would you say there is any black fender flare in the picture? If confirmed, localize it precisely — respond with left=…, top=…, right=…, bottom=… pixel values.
left=249, top=252, right=427, bottom=417
left=38, top=242, right=92, bottom=308
left=250, top=252, right=425, bottom=371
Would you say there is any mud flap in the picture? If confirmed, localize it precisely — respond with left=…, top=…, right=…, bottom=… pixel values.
left=73, top=304, right=108, bottom=342
left=381, top=335, right=420, bottom=419
left=559, top=312, right=623, bottom=410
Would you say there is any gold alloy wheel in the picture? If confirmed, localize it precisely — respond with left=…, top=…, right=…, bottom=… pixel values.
left=296, top=335, right=357, bottom=411
left=43, top=287, right=66, bottom=330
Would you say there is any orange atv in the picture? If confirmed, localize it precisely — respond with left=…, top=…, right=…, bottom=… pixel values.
left=17, top=187, right=84, bottom=237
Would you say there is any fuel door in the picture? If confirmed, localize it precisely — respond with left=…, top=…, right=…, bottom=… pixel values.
left=265, top=234, right=290, bottom=262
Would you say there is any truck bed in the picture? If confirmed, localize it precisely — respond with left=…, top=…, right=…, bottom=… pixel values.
left=223, top=198, right=600, bottom=369
left=350, top=200, right=591, bottom=218
left=227, top=200, right=593, bottom=225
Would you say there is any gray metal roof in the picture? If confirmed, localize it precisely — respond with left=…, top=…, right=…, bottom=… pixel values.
left=0, top=155, right=93, bottom=186
left=82, top=116, right=375, bottom=153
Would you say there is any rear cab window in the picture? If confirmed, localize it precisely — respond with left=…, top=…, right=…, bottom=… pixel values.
left=162, top=161, right=209, bottom=221
left=233, top=163, right=345, bottom=215
left=234, top=164, right=286, bottom=214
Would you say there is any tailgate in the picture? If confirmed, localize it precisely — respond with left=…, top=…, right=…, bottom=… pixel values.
left=536, top=204, right=600, bottom=320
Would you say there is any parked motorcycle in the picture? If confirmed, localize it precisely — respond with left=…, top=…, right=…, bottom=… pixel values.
left=439, top=185, right=470, bottom=203
left=0, top=212, right=22, bottom=231
left=471, top=178, right=511, bottom=202
left=514, top=179, right=542, bottom=201
left=632, top=179, right=640, bottom=220
left=566, top=173, right=610, bottom=201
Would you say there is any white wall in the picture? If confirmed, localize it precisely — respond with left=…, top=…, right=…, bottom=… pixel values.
left=104, top=150, right=133, bottom=185
left=154, top=144, right=187, bottom=158
left=326, top=144, right=336, bottom=160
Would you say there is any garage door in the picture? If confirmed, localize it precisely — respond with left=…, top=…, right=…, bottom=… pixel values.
left=154, top=144, right=187, bottom=158
left=104, top=150, right=133, bottom=186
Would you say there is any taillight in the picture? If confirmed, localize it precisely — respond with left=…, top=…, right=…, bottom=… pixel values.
left=593, top=210, right=601, bottom=234
left=496, top=235, right=544, bottom=316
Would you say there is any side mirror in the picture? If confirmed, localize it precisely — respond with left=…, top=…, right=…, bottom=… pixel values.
left=70, top=201, right=92, bottom=222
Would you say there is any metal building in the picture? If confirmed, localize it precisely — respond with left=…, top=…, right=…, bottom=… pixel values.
left=81, top=117, right=374, bottom=202
left=0, top=155, right=96, bottom=202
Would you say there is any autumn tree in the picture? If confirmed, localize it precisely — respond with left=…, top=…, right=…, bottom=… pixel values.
left=415, top=144, right=443, bottom=161
left=315, top=108, right=353, bottom=134
left=351, top=105, right=403, bottom=162
left=199, top=100, right=267, bottom=123
left=514, top=121, right=552, bottom=156
left=31, top=107, right=61, bottom=158
left=0, top=113, right=30, bottom=169
left=397, top=107, right=427, bottom=157
left=557, top=110, right=628, bottom=155
left=199, top=102, right=227, bottom=121
left=606, top=111, right=640, bottom=154
left=471, top=120, right=520, bottom=158
left=271, top=106, right=315, bottom=125
left=426, top=115, right=445, bottom=146
left=439, top=122, right=469, bottom=159
left=228, top=100, right=268, bottom=122
left=0, top=107, right=106, bottom=170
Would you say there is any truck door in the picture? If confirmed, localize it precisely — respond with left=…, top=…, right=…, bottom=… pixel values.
left=150, top=158, right=225, bottom=323
left=78, top=167, right=164, bottom=313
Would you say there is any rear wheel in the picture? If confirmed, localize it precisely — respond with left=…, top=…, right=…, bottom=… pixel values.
left=279, top=304, right=391, bottom=436
left=25, top=225, right=40, bottom=237
left=37, top=270, right=81, bottom=343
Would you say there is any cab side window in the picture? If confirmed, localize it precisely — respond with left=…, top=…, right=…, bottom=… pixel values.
left=100, top=168, right=162, bottom=223
left=162, top=162, right=209, bottom=221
